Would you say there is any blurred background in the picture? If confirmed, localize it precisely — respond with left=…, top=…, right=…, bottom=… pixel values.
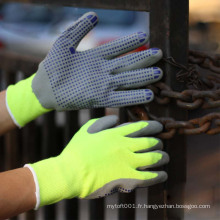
left=1, top=0, right=220, bottom=56
left=186, top=1, right=220, bottom=220
left=189, top=0, right=220, bottom=52
left=0, top=3, right=149, bottom=57
left=0, top=1, right=219, bottom=220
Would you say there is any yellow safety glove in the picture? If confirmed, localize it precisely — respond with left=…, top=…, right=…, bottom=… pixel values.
left=25, top=115, right=169, bottom=209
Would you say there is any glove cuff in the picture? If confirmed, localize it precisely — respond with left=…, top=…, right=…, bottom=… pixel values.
left=24, top=164, right=41, bottom=210
left=27, top=157, right=80, bottom=207
left=6, top=74, right=52, bottom=127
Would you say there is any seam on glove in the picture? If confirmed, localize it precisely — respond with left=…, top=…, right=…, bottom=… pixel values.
left=6, top=88, right=21, bottom=128
left=24, top=164, right=40, bottom=210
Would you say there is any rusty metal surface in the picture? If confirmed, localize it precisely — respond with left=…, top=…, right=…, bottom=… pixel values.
left=149, top=0, right=189, bottom=219
left=163, top=50, right=220, bottom=90
left=0, top=0, right=150, bottom=11
left=189, top=50, right=220, bottom=74
left=145, top=51, right=220, bottom=110
left=148, top=82, right=220, bottom=110
left=128, top=107, right=220, bottom=139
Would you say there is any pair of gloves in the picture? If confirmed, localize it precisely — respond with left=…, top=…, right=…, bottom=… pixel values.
left=6, top=12, right=169, bottom=209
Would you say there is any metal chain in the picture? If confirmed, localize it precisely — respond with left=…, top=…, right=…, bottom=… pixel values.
left=147, top=82, right=220, bottom=110
left=127, top=50, right=220, bottom=138
left=163, top=57, right=204, bottom=89
left=146, top=50, right=220, bottom=110
left=127, top=106, right=220, bottom=139
left=189, top=50, right=220, bottom=74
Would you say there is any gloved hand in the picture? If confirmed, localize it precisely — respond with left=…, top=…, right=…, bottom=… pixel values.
left=25, top=115, right=169, bottom=209
left=6, top=12, right=163, bottom=128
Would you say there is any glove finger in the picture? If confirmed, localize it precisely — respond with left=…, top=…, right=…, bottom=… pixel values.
left=128, top=137, right=163, bottom=153
left=132, top=150, right=169, bottom=170
left=111, top=48, right=162, bottom=74
left=136, top=171, right=168, bottom=187
left=95, top=32, right=149, bottom=59
left=110, top=120, right=155, bottom=137
left=104, top=89, right=154, bottom=108
left=126, top=121, right=163, bottom=137
left=61, top=11, right=98, bottom=50
left=87, top=115, right=119, bottom=134
left=113, top=67, right=163, bottom=89
left=80, top=115, right=118, bottom=134
left=116, top=121, right=163, bottom=137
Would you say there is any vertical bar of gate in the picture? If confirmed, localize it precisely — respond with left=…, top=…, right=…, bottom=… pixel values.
left=4, top=71, right=21, bottom=172
left=149, top=0, right=189, bottom=219
left=64, top=111, right=80, bottom=220
left=3, top=70, right=21, bottom=220
left=41, top=111, right=57, bottom=219
left=0, top=69, right=6, bottom=173
left=0, top=69, right=4, bottom=172
left=89, top=108, right=105, bottom=220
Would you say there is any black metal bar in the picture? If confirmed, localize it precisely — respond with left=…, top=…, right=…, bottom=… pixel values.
left=90, top=108, right=105, bottom=119
left=3, top=70, right=21, bottom=220
left=0, top=70, right=6, bottom=173
left=118, top=108, right=137, bottom=220
left=3, top=70, right=21, bottom=171
left=41, top=112, right=57, bottom=220
left=119, top=192, right=136, bottom=220
left=0, top=51, right=40, bottom=76
left=2, top=0, right=150, bottom=11
left=89, top=108, right=105, bottom=220
left=0, top=135, right=5, bottom=172
left=64, top=111, right=79, bottom=220
left=149, top=0, right=189, bottom=219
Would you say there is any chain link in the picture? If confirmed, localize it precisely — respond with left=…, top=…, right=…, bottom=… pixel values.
left=189, top=50, right=220, bottom=73
left=127, top=107, right=220, bottom=139
left=147, top=82, right=220, bottom=110
left=127, top=50, right=220, bottom=138
left=147, top=50, right=220, bottom=110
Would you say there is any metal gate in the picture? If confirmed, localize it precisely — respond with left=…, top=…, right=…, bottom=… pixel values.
left=0, top=0, right=189, bottom=219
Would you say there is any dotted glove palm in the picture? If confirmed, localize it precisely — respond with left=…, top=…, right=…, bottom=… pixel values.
left=26, top=115, right=169, bottom=209
left=6, top=12, right=163, bottom=127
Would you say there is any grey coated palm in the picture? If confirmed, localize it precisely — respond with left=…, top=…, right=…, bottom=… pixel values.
left=33, top=12, right=163, bottom=111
